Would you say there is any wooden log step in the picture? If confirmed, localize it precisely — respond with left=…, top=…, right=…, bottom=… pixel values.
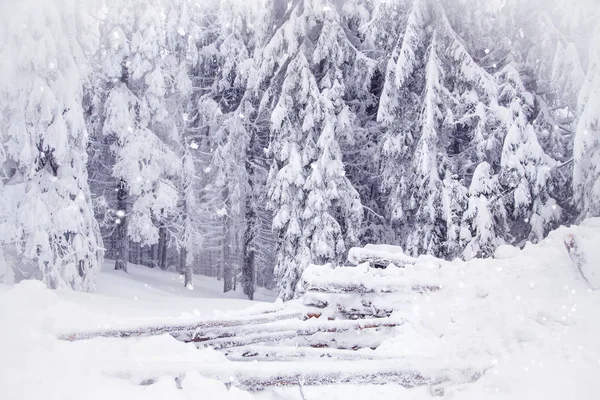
left=303, top=292, right=401, bottom=309
left=112, top=358, right=486, bottom=391
left=187, top=316, right=403, bottom=343
left=196, top=317, right=403, bottom=349
left=58, top=309, right=303, bottom=341
left=347, top=246, right=420, bottom=267
left=222, top=345, right=400, bottom=362
left=300, top=263, right=441, bottom=296
left=302, top=280, right=441, bottom=294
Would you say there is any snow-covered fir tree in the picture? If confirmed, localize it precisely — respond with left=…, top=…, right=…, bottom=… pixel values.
left=573, top=20, right=600, bottom=218
left=0, top=0, right=102, bottom=289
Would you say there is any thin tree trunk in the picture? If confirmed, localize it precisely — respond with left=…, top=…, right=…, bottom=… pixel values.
left=151, top=244, right=158, bottom=268
left=135, top=243, right=142, bottom=265
left=223, top=215, right=233, bottom=293
left=182, top=248, right=193, bottom=288
left=159, top=226, right=168, bottom=270
left=114, top=179, right=128, bottom=272
left=243, top=175, right=257, bottom=300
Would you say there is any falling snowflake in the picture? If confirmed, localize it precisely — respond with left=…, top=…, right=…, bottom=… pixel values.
left=116, top=210, right=126, bottom=218
left=177, top=27, right=186, bottom=36
left=190, top=141, right=199, bottom=149
left=115, top=218, right=121, bottom=225
left=484, top=48, right=490, bottom=54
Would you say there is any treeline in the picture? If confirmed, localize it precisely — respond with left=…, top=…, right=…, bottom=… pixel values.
left=0, top=0, right=598, bottom=300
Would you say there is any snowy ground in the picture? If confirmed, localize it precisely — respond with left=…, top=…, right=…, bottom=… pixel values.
left=2, top=220, right=600, bottom=399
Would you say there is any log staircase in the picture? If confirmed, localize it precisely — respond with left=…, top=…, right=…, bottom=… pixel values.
left=59, top=245, right=486, bottom=393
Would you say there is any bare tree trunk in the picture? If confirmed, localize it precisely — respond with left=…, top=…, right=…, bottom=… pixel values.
left=182, top=248, right=192, bottom=288
left=159, top=227, right=168, bottom=270
left=151, top=244, right=158, bottom=268
left=223, top=216, right=233, bottom=293
left=114, top=179, right=128, bottom=272
left=157, top=226, right=167, bottom=270
left=243, top=187, right=257, bottom=300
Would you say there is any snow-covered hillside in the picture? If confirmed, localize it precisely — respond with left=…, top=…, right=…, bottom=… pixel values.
left=2, top=220, right=600, bottom=399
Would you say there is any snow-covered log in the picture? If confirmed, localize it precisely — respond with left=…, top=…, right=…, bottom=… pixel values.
left=58, top=309, right=303, bottom=341
left=188, top=316, right=403, bottom=343
left=114, top=358, right=486, bottom=391
left=222, top=345, right=400, bottom=362
left=195, top=317, right=402, bottom=349
left=347, top=244, right=420, bottom=267
left=301, top=263, right=440, bottom=294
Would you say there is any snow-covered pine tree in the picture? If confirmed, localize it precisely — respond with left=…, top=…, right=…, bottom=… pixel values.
left=497, top=65, right=561, bottom=243
left=98, top=0, right=181, bottom=272
left=573, top=21, right=600, bottom=218
left=0, top=0, right=102, bottom=289
left=404, top=30, right=448, bottom=256
left=260, top=1, right=365, bottom=300
left=304, top=3, right=363, bottom=265
left=375, top=1, right=427, bottom=238
left=461, top=162, right=506, bottom=259
left=268, top=50, right=314, bottom=300
left=163, top=0, right=199, bottom=288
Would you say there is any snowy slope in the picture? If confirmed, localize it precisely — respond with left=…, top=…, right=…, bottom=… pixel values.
left=2, top=220, right=600, bottom=399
